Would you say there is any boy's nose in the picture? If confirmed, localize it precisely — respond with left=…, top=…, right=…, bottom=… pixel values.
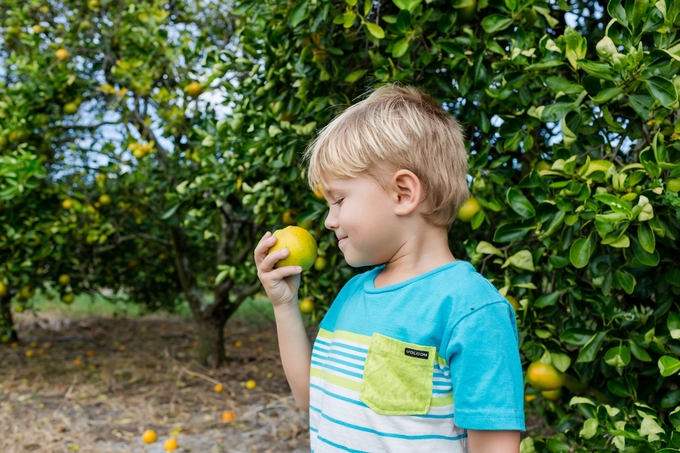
left=324, top=211, right=338, bottom=231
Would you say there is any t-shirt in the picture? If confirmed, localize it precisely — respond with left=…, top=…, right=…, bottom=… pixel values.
left=309, top=260, right=525, bottom=453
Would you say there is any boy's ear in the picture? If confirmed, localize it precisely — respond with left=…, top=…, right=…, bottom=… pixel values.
left=389, top=169, right=424, bottom=216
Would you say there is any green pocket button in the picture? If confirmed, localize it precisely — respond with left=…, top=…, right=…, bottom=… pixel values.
left=359, top=333, right=435, bottom=415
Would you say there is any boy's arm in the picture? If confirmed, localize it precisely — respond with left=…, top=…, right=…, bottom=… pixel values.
left=272, top=302, right=312, bottom=411
left=467, top=430, right=520, bottom=453
left=254, top=232, right=312, bottom=411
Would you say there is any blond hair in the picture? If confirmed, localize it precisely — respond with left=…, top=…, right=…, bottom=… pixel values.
left=304, top=84, right=469, bottom=229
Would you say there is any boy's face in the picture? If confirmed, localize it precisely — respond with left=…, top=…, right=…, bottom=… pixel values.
left=322, top=174, right=399, bottom=267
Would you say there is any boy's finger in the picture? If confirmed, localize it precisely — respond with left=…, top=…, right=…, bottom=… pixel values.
left=266, top=266, right=303, bottom=282
left=258, top=247, right=289, bottom=272
left=253, top=232, right=275, bottom=264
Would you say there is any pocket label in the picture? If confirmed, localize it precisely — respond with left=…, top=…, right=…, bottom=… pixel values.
left=404, top=347, right=429, bottom=360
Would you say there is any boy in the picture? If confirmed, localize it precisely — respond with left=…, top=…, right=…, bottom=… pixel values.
left=254, top=85, right=525, bottom=452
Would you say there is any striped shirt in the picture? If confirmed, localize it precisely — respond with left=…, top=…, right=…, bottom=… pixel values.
left=309, top=261, right=525, bottom=452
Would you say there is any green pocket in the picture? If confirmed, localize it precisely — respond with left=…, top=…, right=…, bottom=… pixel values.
left=359, top=333, right=435, bottom=415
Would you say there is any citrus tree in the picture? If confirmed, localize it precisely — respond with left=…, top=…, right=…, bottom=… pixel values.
left=225, top=0, right=680, bottom=448
left=0, top=0, right=272, bottom=367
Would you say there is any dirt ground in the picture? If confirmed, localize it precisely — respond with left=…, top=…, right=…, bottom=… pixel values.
left=0, top=312, right=316, bottom=453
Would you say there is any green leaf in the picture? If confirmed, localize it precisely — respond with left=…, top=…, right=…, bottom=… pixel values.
left=551, top=352, right=571, bottom=372
left=561, top=117, right=577, bottom=146
left=393, top=0, right=422, bottom=11
left=637, top=223, right=655, bottom=253
left=215, top=269, right=230, bottom=285
left=290, top=1, right=309, bottom=27
left=570, top=236, right=593, bottom=268
left=561, top=328, right=596, bottom=346
left=580, top=418, right=599, bottom=439
left=364, top=22, right=385, bottom=39
left=565, top=27, right=587, bottom=69
left=577, top=331, right=606, bottom=363
left=505, top=0, right=518, bottom=11
left=614, top=269, right=636, bottom=294
left=476, top=241, right=503, bottom=257
left=604, top=345, right=631, bottom=367
left=541, top=102, right=574, bottom=122
left=481, top=15, right=514, bottom=34
left=592, top=86, right=623, bottom=103
left=631, top=236, right=660, bottom=266
left=506, top=188, right=535, bottom=218
left=608, top=0, right=629, bottom=27
left=493, top=223, right=533, bottom=242
left=646, top=76, right=678, bottom=108
left=569, top=396, right=596, bottom=406
left=578, top=60, right=616, bottom=81
left=668, top=312, right=680, bottom=340
left=391, top=37, right=410, bottom=57
left=160, top=203, right=180, bottom=220
left=502, top=250, right=535, bottom=272
left=535, top=291, right=560, bottom=308
left=667, top=268, right=680, bottom=286
left=629, top=340, right=652, bottom=362
left=632, top=0, right=650, bottom=29
left=344, top=69, right=367, bottom=83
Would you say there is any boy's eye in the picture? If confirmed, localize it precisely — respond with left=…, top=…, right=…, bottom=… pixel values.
left=332, top=198, right=344, bottom=206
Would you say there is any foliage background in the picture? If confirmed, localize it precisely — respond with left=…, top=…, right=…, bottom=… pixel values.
left=2, top=0, right=680, bottom=449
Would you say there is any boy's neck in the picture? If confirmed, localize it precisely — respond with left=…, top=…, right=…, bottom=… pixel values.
left=373, top=226, right=455, bottom=289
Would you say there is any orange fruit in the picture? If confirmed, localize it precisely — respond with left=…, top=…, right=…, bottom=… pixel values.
left=19, top=286, right=34, bottom=300
left=61, top=294, right=74, bottom=304
left=668, top=178, right=680, bottom=192
left=38, top=349, right=45, bottom=356
left=32, top=25, right=43, bottom=34
left=314, top=256, right=327, bottom=271
left=142, top=429, right=157, bottom=444
left=26, top=350, right=35, bottom=358
left=281, top=209, right=296, bottom=225
left=457, top=198, right=481, bottom=223
left=164, top=438, right=178, bottom=451
left=42, top=342, right=52, bottom=349
left=87, top=350, right=95, bottom=357
left=185, top=81, right=202, bottom=97
left=526, top=361, right=565, bottom=391
left=63, top=102, right=79, bottom=115
left=62, top=199, right=73, bottom=209
left=524, top=394, right=537, bottom=402
left=245, top=379, right=256, bottom=390
left=99, top=194, right=112, bottom=206
left=299, top=298, right=314, bottom=314
left=506, top=295, right=520, bottom=311
left=74, top=359, right=82, bottom=366
left=221, top=411, right=235, bottom=422
left=58, top=274, right=70, bottom=286
left=29, top=342, right=38, bottom=348
left=267, top=226, right=318, bottom=271
left=541, top=388, right=562, bottom=401
left=0, top=282, right=6, bottom=297
left=56, top=48, right=69, bottom=59
left=234, top=340, right=242, bottom=348
left=214, top=384, right=224, bottom=393
left=119, top=345, right=126, bottom=351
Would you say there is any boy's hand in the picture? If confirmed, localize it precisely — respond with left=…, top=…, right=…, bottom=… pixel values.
left=254, top=231, right=302, bottom=307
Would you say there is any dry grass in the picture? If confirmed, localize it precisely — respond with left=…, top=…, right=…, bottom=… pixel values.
left=0, top=313, right=315, bottom=453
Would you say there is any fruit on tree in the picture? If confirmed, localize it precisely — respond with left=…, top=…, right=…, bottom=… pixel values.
left=56, top=48, right=69, bottom=59
left=526, top=361, right=565, bottom=391
left=668, top=178, right=680, bottom=192
left=185, top=81, right=202, bottom=97
left=63, top=102, right=79, bottom=115
left=314, top=256, right=327, bottom=271
left=62, top=294, right=75, bottom=304
left=457, top=198, right=481, bottom=223
left=62, top=199, right=73, bottom=210
left=19, top=286, right=34, bottom=300
left=541, top=388, right=562, bottom=401
left=267, top=226, right=318, bottom=270
left=58, top=274, right=71, bottom=285
left=142, top=430, right=157, bottom=444
left=506, top=295, right=520, bottom=311
left=299, top=298, right=314, bottom=314
left=99, top=194, right=112, bottom=206
left=281, top=209, right=296, bottom=225
left=0, top=282, right=7, bottom=297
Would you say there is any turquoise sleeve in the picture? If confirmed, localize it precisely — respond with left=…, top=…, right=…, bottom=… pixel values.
left=445, top=301, right=526, bottom=431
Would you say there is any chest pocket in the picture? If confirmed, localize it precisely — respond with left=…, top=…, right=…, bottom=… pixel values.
left=359, top=333, right=435, bottom=415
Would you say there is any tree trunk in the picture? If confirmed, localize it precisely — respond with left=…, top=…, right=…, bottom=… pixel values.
left=196, top=314, right=227, bottom=368
left=0, top=294, right=18, bottom=343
